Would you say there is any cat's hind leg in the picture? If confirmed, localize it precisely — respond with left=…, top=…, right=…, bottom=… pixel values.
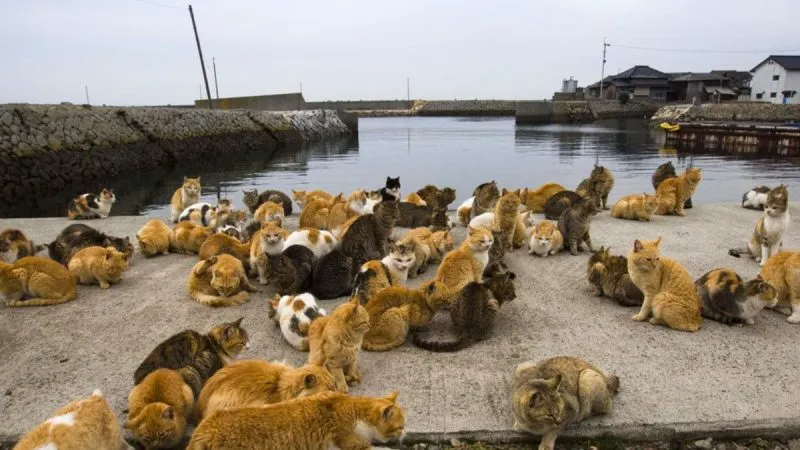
left=786, top=280, right=800, bottom=323
left=577, top=369, right=614, bottom=418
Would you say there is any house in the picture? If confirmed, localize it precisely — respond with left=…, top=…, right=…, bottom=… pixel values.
left=669, top=72, right=737, bottom=102
left=586, top=65, right=672, bottom=100
left=750, top=55, right=800, bottom=104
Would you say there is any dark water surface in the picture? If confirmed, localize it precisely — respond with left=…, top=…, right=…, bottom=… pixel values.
left=11, top=117, right=800, bottom=219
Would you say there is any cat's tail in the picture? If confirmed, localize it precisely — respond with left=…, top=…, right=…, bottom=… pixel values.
left=191, top=290, right=250, bottom=307
left=411, top=331, right=472, bottom=352
left=728, top=247, right=750, bottom=258
left=5, top=290, right=77, bottom=307
left=605, top=374, right=620, bottom=396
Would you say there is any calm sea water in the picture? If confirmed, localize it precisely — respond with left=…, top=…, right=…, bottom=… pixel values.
left=12, top=117, right=800, bottom=218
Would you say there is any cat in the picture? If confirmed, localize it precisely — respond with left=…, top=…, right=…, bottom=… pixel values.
left=284, top=228, right=337, bottom=259
left=485, top=229, right=509, bottom=277
left=434, top=226, right=494, bottom=302
left=412, top=270, right=516, bottom=352
left=307, top=298, right=370, bottom=392
left=14, top=389, right=131, bottom=450
left=361, top=281, right=450, bottom=351
left=137, top=219, right=171, bottom=257
left=341, top=198, right=400, bottom=270
left=352, top=241, right=416, bottom=304
left=267, top=244, right=316, bottom=295
left=404, top=191, right=427, bottom=206
left=134, top=317, right=249, bottom=397
left=67, top=188, right=116, bottom=220
left=242, top=188, right=293, bottom=216
left=171, top=177, right=201, bottom=223
left=188, top=254, right=257, bottom=307
left=628, top=238, right=703, bottom=331
left=517, top=183, right=566, bottom=213
left=362, top=189, right=383, bottom=214
left=655, top=167, right=702, bottom=216
left=729, top=184, right=791, bottom=266
left=512, top=212, right=527, bottom=249
left=544, top=190, right=582, bottom=220
left=329, top=189, right=367, bottom=227
left=759, top=251, right=800, bottom=323
left=169, top=221, right=213, bottom=255
left=380, top=176, right=401, bottom=201
left=511, top=356, right=619, bottom=450
left=216, top=198, right=232, bottom=215
left=47, top=223, right=134, bottom=265
left=268, top=292, right=327, bottom=351
left=292, top=189, right=333, bottom=209
left=398, top=228, right=455, bottom=278
left=186, top=391, right=405, bottom=450
left=198, top=232, right=251, bottom=273
left=469, top=211, right=495, bottom=230
left=695, top=268, right=777, bottom=325
left=416, top=185, right=457, bottom=211
left=471, top=180, right=500, bottom=218
left=528, top=220, right=563, bottom=257
left=587, top=246, right=643, bottom=307
left=299, top=194, right=344, bottom=229
left=0, top=256, right=77, bottom=306
left=652, top=161, right=692, bottom=209
left=0, top=228, right=45, bottom=263
left=494, top=188, right=522, bottom=250
left=576, top=165, right=615, bottom=209
left=396, top=202, right=449, bottom=229
left=249, top=220, right=288, bottom=285
left=254, top=200, right=285, bottom=227
left=125, top=368, right=193, bottom=450
left=179, top=202, right=219, bottom=228
left=558, top=196, right=599, bottom=256
left=310, top=248, right=356, bottom=299
left=611, top=193, right=660, bottom=221
left=742, top=186, right=772, bottom=210
left=67, top=246, right=129, bottom=289
left=457, top=197, right=474, bottom=226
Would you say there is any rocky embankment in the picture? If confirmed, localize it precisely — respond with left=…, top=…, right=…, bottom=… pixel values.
left=651, top=103, right=800, bottom=123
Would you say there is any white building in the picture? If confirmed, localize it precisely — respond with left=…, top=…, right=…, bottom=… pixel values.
left=750, top=55, right=800, bottom=104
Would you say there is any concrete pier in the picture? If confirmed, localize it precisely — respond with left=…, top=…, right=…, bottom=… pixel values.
left=1, top=203, right=799, bottom=446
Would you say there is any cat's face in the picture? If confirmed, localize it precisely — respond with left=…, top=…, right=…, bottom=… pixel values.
left=364, top=392, right=406, bottom=443
left=532, top=221, right=558, bottom=248
left=107, top=236, right=134, bottom=261
left=468, top=226, right=494, bottom=252
left=291, top=190, right=307, bottom=206
left=210, top=257, right=243, bottom=297
left=126, top=403, right=183, bottom=449
left=431, top=230, right=455, bottom=254
left=520, top=376, right=566, bottom=428
left=182, top=177, right=201, bottom=196
left=242, top=190, right=259, bottom=209
left=440, top=187, right=456, bottom=206
left=212, top=317, right=250, bottom=356
left=487, top=271, right=517, bottom=304
left=630, top=238, right=662, bottom=273
left=388, top=243, right=416, bottom=271
left=100, top=188, right=115, bottom=203
left=642, top=194, right=660, bottom=213
left=217, top=199, right=232, bottom=214
left=349, top=189, right=368, bottom=207
left=385, top=176, right=401, bottom=197
left=498, top=189, right=521, bottom=212
left=342, top=299, right=370, bottom=334
left=684, top=167, right=702, bottom=186
left=260, top=221, right=287, bottom=246
left=476, top=181, right=499, bottom=202
left=102, top=247, right=128, bottom=278
left=765, top=185, right=788, bottom=216
left=367, top=190, right=382, bottom=201
left=745, top=276, right=778, bottom=307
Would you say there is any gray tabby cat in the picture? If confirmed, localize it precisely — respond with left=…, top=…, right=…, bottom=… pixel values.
left=340, top=198, right=400, bottom=270
left=557, top=197, right=599, bottom=256
left=695, top=268, right=777, bottom=325
left=471, top=181, right=500, bottom=218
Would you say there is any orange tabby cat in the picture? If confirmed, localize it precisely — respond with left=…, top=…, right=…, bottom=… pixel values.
left=292, top=189, right=333, bottom=209
left=194, top=359, right=338, bottom=422
left=399, top=228, right=456, bottom=278
left=328, top=189, right=367, bottom=230
left=188, top=254, right=257, bottom=307
left=655, top=167, right=702, bottom=216
left=0, top=256, right=77, bottom=307
left=67, top=246, right=129, bottom=289
left=434, top=226, right=493, bottom=302
left=170, top=177, right=201, bottom=223
left=612, top=193, right=660, bottom=221
left=307, top=298, right=370, bottom=392
left=169, top=221, right=212, bottom=255
left=137, top=219, right=171, bottom=257
left=198, top=233, right=251, bottom=271
left=518, top=183, right=566, bottom=213
left=249, top=220, right=288, bottom=285
left=759, top=251, right=800, bottom=323
left=628, top=238, right=703, bottom=331
left=299, top=193, right=344, bottom=229
left=126, top=368, right=193, bottom=449
left=15, top=390, right=129, bottom=450
left=494, top=189, right=522, bottom=250
left=186, top=391, right=405, bottom=450
left=254, top=200, right=285, bottom=226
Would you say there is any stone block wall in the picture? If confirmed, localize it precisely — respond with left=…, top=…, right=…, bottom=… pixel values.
left=651, top=103, right=800, bottom=123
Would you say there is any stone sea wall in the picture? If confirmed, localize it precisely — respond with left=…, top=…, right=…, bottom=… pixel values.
left=651, top=103, right=800, bottom=123
left=515, top=100, right=658, bottom=124
left=0, top=105, right=351, bottom=207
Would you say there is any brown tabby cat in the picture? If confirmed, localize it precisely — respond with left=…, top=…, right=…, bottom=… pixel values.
left=341, top=198, right=400, bottom=270
left=307, top=298, right=370, bottom=392
left=558, top=197, right=599, bottom=256
left=186, top=391, right=405, bottom=450
left=611, top=193, right=660, bottom=222
left=47, top=224, right=134, bottom=266
left=655, top=167, right=702, bottom=216
left=194, top=359, right=338, bottom=422
left=695, top=269, right=777, bottom=325
left=187, top=254, right=257, bottom=307
left=253, top=200, right=285, bottom=226
left=126, top=368, right=194, bottom=450
left=169, top=221, right=213, bottom=255
left=652, top=161, right=676, bottom=191
left=14, top=390, right=130, bottom=450
left=198, top=232, right=251, bottom=272
left=416, top=184, right=457, bottom=211
left=171, top=177, right=201, bottom=223
left=511, top=356, right=619, bottom=450
left=628, top=238, right=703, bottom=331
left=471, top=180, right=500, bottom=218
left=435, top=226, right=493, bottom=301
left=0, top=228, right=45, bottom=263
left=575, top=164, right=615, bottom=209
left=587, top=246, right=643, bottom=307
left=494, top=188, right=522, bottom=250
left=242, top=189, right=293, bottom=216
left=292, top=189, right=333, bottom=209
left=137, top=219, right=171, bottom=257
left=399, top=228, right=455, bottom=278
left=0, top=256, right=77, bottom=306
left=759, top=251, right=800, bottom=323
left=68, top=246, right=129, bottom=289
left=543, top=190, right=583, bottom=220
left=517, top=183, right=566, bottom=213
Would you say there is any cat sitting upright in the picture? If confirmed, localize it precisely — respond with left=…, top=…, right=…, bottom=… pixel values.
left=380, top=176, right=401, bottom=201
left=729, top=184, right=790, bottom=266
left=171, top=177, right=201, bottom=223
left=558, top=197, right=599, bottom=256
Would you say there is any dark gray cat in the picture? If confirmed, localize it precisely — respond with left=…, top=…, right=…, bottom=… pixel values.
left=242, top=189, right=293, bottom=215
left=47, top=224, right=134, bottom=265
left=396, top=203, right=448, bottom=229
left=558, top=197, right=599, bottom=256
left=267, top=245, right=316, bottom=295
left=310, top=249, right=356, bottom=299
left=340, top=199, right=400, bottom=270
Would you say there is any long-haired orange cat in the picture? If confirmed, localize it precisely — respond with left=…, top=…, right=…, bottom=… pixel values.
left=137, top=219, right=171, bottom=257
left=169, top=221, right=212, bottom=255
left=0, top=256, right=77, bottom=307
left=126, top=368, right=193, bottom=449
left=170, top=177, right=201, bottom=223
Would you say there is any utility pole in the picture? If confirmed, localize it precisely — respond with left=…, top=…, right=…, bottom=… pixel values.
left=189, top=4, right=214, bottom=109
left=299, top=81, right=303, bottom=94
left=599, top=37, right=610, bottom=100
left=84, top=85, right=90, bottom=105
left=406, top=77, right=410, bottom=102
left=212, top=57, right=219, bottom=101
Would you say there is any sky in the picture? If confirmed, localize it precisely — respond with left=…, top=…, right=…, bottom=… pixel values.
left=2, top=0, right=800, bottom=106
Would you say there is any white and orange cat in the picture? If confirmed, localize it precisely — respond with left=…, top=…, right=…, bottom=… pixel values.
left=170, top=177, right=201, bottom=223
left=284, top=228, right=337, bottom=259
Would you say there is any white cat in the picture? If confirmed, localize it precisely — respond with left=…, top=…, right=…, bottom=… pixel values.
left=284, top=229, right=338, bottom=259
left=268, top=293, right=326, bottom=351
left=457, top=196, right=475, bottom=226
left=179, top=202, right=218, bottom=227
left=742, top=186, right=771, bottom=210
left=469, top=211, right=495, bottom=230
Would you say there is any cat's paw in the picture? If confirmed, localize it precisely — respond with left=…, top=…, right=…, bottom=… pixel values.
left=786, top=314, right=800, bottom=324
left=632, top=313, right=648, bottom=322
left=744, top=318, right=755, bottom=325
left=258, top=277, right=268, bottom=285
left=99, top=281, right=111, bottom=289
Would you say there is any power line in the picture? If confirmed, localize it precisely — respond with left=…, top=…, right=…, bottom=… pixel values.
left=131, top=0, right=182, bottom=10
left=612, top=44, right=800, bottom=54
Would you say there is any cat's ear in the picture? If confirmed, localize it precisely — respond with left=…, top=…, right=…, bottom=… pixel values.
left=755, top=274, right=764, bottom=281
left=304, top=374, right=317, bottom=389
left=196, top=176, right=201, bottom=182
left=654, top=236, right=662, bottom=247
left=633, top=240, right=643, bottom=253
left=507, top=272, right=517, bottom=281
left=426, top=281, right=438, bottom=295
left=501, top=188, right=509, bottom=196
left=348, top=298, right=360, bottom=317
left=161, top=406, right=174, bottom=420
left=385, top=391, right=399, bottom=403
left=233, top=316, right=244, bottom=327
left=184, top=176, right=189, bottom=182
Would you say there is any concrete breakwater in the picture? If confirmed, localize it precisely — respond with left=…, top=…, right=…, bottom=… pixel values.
left=0, top=104, right=351, bottom=211
left=651, top=102, right=800, bottom=123
left=515, top=100, right=659, bottom=124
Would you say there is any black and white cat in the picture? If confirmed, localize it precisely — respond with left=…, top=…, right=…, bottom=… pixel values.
left=179, top=202, right=218, bottom=227
left=380, top=176, right=401, bottom=201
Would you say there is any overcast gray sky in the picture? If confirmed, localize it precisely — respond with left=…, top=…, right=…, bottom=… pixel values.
left=2, top=0, right=800, bottom=106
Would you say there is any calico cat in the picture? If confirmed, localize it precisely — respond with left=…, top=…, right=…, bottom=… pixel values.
left=310, top=248, right=356, bottom=299
left=362, top=189, right=383, bottom=214
left=242, top=189, right=293, bottom=216
left=528, top=220, right=563, bottom=257
left=655, top=167, right=702, bottom=216
left=67, top=246, right=129, bottom=289
left=544, top=190, right=582, bottom=220
left=137, top=219, right=171, bottom=257
left=328, top=189, right=367, bottom=230
left=0, top=228, right=45, bottom=263
left=494, top=189, right=522, bottom=250
left=307, top=299, right=370, bottom=392
left=611, top=193, right=660, bottom=221
left=284, top=228, right=337, bottom=259
left=169, top=222, right=213, bottom=255
left=558, top=197, right=599, bottom=256
left=471, top=180, right=500, bottom=218
left=341, top=198, right=400, bottom=270
left=412, top=270, right=516, bottom=352
left=759, top=251, right=800, bottom=323
left=47, top=223, right=134, bottom=265
left=511, top=356, right=619, bottom=450
left=457, top=197, right=474, bottom=226
left=361, top=281, right=449, bottom=352
left=404, top=192, right=427, bottom=206
left=628, top=238, right=703, bottom=331
left=254, top=200, right=285, bottom=227
left=517, top=183, right=566, bottom=213
left=587, top=246, right=643, bottom=307
left=298, top=194, right=343, bottom=230
left=695, top=268, right=777, bottom=325
left=198, top=232, right=251, bottom=271
left=187, top=254, right=258, bottom=307
left=398, top=228, right=455, bottom=278
left=67, top=188, right=116, bottom=220
left=15, top=390, right=130, bottom=450
left=267, top=244, right=316, bottom=295
left=126, top=368, right=194, bottom=450
left=729, top=184, right=791, bottom=266
left=396, top=202, right=449, bottom=229
left=652, top=161, right=693, bottom=209
left=434, top=226, right=494, bottom=302
left=0, top=256, right=77, bottom=307
left=291, top=189, right=333, bottom=209
left=134, top=317, right=249, bottom=397
left=179, top=202, right=219, bottom=228
left=415, top=185, right=457, bottom=211
left=171, top=177, right=201, bottom=223
left=380, top=176, right=401, bottom=201
left=268, top=292, right=327, bottom=351
left=249, top=220, right=288, bottom=285
left=195, top=359, right=337, bottom=422
left=186, top=391, right=405, bottom=450
left=576, top=165, right=615, bottom=209
left=742, top=186, right=772, bottom=210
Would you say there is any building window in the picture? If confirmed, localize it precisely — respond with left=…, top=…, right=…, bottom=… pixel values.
left=756, top=93, right=763, bottom=99
left=773, top=75, right=780, bottom=81
left=770, top=92, right=777, bottom=98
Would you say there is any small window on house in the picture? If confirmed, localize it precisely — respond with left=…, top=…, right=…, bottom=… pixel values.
left=773, top=75, right=780, bottom=80
left=770, top=92, right=777, bottom=98
left=756, top=93, right=763, bottom=99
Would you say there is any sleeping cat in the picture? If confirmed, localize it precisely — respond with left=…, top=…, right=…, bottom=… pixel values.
left=47, top=223, right=134, bottom=265
left=655, top=167, right=702, bottom=216
left=284, top=228, right=337, bottom=259
left=67, top=246, right=129, bottom=289
left=434, top=226, right=493, bottom=302
left=759, top=251, right=800, bottom=323
left=307, top=299, right=370, bottom=392
left=310, top=248, right=356, bottom=300
left=729, top=184, right=790, bottom=266
left=137, top=219, right=171, bottom=257
left=179, top=202, right=219, bottom=228
left=0, top=256, right=77, bottom=307
left=544, top=190, right=582, bottom=220
left=587, top=246, right=643, bottom=307
left=517, top=183, right=566, bottom=213
left=0, top=228, right=45, bottom=263
left=267, top=244, right=316, bottom=295
left=512, top=356, right=619, bottom=450
left=134, top=317, right=249, bottom=397
left=126, top=368, right=194, bottom=450
left=340, top=198, right=400, bottom=270
left=67, top=188, right=116, bottom=220
left=558, top=196, right=599, bottom=255
left=186, top=391, right=405, bottom=450
left=171, top=177, right=201, bottom=223
left=471, top=180, right=500, bottom=218
left=199, top=233, right=251, bottom=271
left=412, top=270, right=516, bottom=352
left=742, top=185, right=772, bottom=210
left=611, top=193, right=660, bottom=222
left=187, top=254, right=258, bottom=307
left=380, top=176, right=401, bottom=201
left=268, top=292, right=327, bottom=351
left=242, top=189, right=293, bottom=216
left=695, top=268, right=777, bottom=325
left=528, top=220, right=563, bottom=257
left=169, top=221, right=213, bottom=255
left=291, top=189, right=333, bottom=209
